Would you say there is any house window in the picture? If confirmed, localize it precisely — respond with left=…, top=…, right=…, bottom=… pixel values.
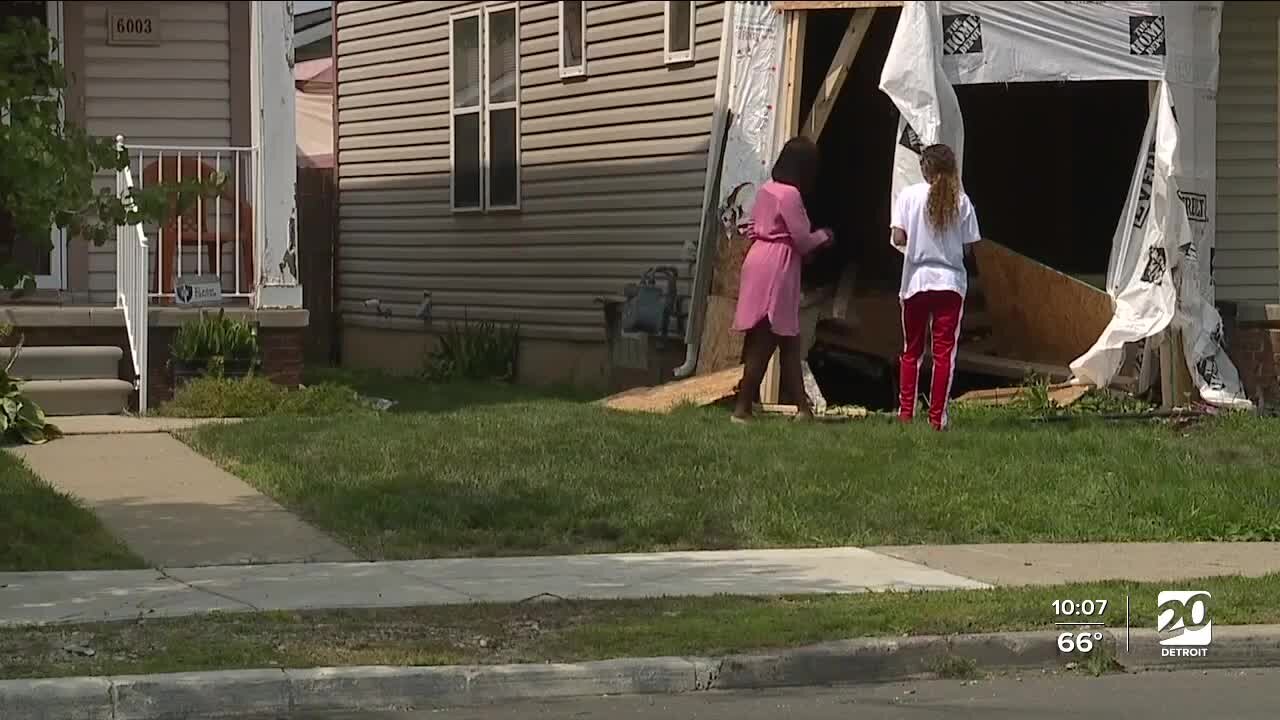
left=450, top=4, right=520, bottom=212
left=559, top=1, right=586, bottom=78
left=664, top=1, right=694, bottom=64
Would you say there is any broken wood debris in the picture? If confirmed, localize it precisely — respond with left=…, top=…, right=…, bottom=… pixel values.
left=756, top=403, right=870, bottom=420
left=955, top=383, right=1093, bottom=407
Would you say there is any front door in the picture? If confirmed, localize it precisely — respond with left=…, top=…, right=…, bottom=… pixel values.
left=1, top=1, right=65, bottom=290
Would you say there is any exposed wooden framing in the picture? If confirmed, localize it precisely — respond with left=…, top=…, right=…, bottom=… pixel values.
left=801, top=9, right=875, bottom=141
left=774, top=1, right=902, bottom=9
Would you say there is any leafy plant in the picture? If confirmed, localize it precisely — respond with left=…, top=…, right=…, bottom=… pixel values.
left=0, top=329, right=60, bottom=444
left=171, top=310, right=259, bottom=374
left=423, top=312, right=520, bottom=382
left=0, top=17, right=224, bottom=292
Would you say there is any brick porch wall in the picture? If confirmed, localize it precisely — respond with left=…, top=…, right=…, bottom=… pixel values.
left=1228, top=325, right=1280, bottom=407
left=7, top=313, right=306, bottom=411
left=1221, top=302, right=1280, bottom=407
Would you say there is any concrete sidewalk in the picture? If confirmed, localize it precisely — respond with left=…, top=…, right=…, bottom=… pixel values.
left=4, top=542, right=1279, bottom=627
left=872, top=542, right=1280, bottom=585
left=12, top=431, right=357, bottom=568
left=0, top=547, right=987, bottom=626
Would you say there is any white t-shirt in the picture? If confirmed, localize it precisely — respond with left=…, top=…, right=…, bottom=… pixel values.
left=890, top=182, right=982, bottom=300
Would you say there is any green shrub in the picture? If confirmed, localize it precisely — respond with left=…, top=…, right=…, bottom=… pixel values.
left=0, top=330, right=61, bottom=444
left=171, top=309, right=259, bottom=373
left=423, top=313, right=520, bottom=382
left=158, top=375, right=371, bottom=418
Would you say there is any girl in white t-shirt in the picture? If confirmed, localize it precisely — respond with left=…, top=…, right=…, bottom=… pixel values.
left=889, top=143, right=982, bottom=430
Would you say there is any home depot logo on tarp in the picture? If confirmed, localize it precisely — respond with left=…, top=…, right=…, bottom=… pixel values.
left=942, top=14, right=983, bottom=55
left=1178, top=191, right=1208, bottom=224
left=899, top=123, right=925, bottom=155
left=1132, top=140, right=1157, bottom=229
left=1129, top=15, right=1166, bottom=56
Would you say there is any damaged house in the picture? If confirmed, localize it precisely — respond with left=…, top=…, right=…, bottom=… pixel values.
left=332, top=1, right=1280, bottom=411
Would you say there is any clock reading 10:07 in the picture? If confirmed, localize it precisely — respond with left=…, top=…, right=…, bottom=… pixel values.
left=1053, top=599, right=1109, bottom=617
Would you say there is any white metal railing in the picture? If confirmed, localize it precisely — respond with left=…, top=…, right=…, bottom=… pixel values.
left=114, top=135, right=150, bottom=415
left=121, top=142, right=261, bottom=301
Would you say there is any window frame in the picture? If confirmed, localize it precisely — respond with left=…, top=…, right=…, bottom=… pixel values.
left=663, top=1, right=695, bottom=65
left=448, top=4, right=522, bottom=213
left=483, top=2, right=521, bottom=212
left=558, top=0, right=587, bottom=79
left=448, top=8, right=484, bottom=213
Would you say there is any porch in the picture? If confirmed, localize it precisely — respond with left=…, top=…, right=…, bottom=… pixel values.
left=1, top=304, right=308, bottom=414
left=1, top=0, right=305, bottom=414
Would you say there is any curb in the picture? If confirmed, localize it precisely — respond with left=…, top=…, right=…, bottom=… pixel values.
left=4, top=626, right=1280, bottom=719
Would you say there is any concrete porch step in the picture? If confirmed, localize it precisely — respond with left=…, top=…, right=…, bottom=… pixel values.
left=2, top=345, right=124, bottom=381
left=19, top=379, right=134, bottom=417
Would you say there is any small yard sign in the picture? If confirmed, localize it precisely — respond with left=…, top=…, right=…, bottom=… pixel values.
left=107, top=11, right=161, bottom=46
left=174, top=275, right=223, bottom=307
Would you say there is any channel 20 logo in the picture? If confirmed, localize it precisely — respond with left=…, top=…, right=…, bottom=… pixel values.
left=1157, top=591, right=1212, bottom=657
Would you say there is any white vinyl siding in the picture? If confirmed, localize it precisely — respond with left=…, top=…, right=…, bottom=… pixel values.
left=335, top=1, right=724, bottom=343
left=1216, top=1, right=1280, bottom=303
left=82, top=1, right=232, bottom=303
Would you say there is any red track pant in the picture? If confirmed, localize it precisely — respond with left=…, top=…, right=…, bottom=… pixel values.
left=899, top=290, right=964, bottom=430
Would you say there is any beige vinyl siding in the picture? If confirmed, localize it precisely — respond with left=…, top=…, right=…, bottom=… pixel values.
left=336, top=0, right=723, bottom=342
left=81, top=1, right=233, bottom=303
left=1216, top=1, right=1280, bottom=304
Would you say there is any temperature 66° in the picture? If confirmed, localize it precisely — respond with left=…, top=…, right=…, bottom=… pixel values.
left=1058, top=632, right=1103, bottom=653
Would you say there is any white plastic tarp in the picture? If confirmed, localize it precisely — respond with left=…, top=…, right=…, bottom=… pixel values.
left=713, top=1, right=785, bottom=254
left=879, top=0, right=1249, bottom=409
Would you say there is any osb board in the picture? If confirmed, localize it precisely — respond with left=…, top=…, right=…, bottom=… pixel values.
left=972, top=239, right=1114, bottom=367
left=599, top=366, right=742, bottom=414
left=819, top=294, right=905, bottom=359
left=697, top=294, right=745, bottom=375
left=710, top=222, right=752, bottom=299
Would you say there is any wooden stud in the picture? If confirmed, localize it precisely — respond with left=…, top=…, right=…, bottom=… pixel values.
left=801, top=9, right=875, bottom=141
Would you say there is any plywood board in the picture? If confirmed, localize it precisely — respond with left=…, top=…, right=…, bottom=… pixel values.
left=696, top=294, right=745, bottom=375
left=599, top=366, right=742, bottom=414
left=972, top=239, right=1114, bottom=367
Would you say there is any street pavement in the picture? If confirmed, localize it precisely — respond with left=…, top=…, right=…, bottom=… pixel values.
left=291, top=668, right=1280, bottom=719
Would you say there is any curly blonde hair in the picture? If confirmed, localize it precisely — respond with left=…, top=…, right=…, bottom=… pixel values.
left=921, top=144, right=960, bottom=232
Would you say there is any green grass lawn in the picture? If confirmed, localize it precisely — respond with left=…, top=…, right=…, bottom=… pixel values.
left=177, top=370, right=1280, bottom=561
left=5, top=573, right=1278, bottom=679
left=0, top=451, right=143, bottom=571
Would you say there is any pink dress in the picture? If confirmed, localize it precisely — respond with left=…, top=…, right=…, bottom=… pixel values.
left=732, top=181, right=831, bottom=337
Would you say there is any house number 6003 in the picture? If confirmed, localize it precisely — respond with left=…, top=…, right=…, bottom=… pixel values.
left=116, top=17, right=153, bottom=34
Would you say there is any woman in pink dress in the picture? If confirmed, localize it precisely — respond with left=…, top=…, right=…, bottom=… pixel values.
left=732, top=137, right=833, bottom=422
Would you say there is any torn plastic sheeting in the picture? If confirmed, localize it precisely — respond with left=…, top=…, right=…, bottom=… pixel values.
left=686, top=1, right=785, bottom=263
left=878, top=1, right=1249, bottom=410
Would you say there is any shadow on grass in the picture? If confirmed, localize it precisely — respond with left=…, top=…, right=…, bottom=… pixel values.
left=0, top=452, right=144, bottom=571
